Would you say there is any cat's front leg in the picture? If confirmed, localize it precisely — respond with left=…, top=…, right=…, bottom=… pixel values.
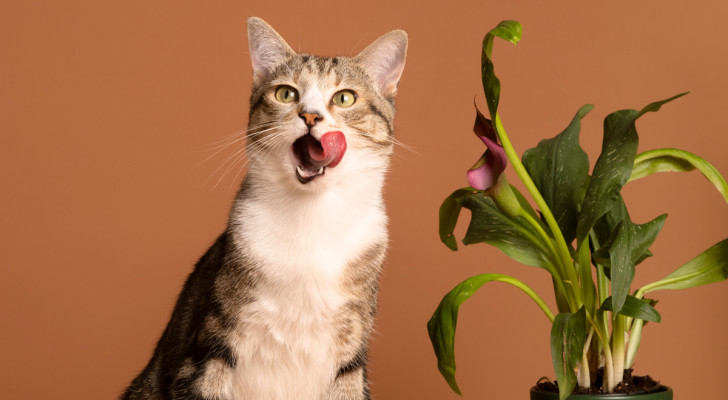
left=328, top=363, right=370, bottom=400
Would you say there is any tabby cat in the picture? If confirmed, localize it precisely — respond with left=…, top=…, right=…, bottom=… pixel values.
left=121, top=17, right=407, bottom=400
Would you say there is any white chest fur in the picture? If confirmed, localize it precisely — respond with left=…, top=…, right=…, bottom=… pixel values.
left=228, top=181, right=387, bottom=400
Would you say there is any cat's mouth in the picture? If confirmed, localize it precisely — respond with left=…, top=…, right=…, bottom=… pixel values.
left=291, top=132, right=347, bottom=184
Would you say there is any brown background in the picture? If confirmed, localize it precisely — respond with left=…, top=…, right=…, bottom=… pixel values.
left=2, top=1, right=727, bottom=399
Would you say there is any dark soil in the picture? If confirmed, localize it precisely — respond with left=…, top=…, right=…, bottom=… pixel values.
left=534, top=369, right=662, bottom=395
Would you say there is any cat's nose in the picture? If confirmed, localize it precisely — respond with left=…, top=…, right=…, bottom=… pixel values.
left=299, top=112, right=322, bottom=128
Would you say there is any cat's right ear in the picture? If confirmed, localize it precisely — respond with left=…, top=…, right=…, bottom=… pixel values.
left=356, top=30, right=408, bottom=98
left=247, top=17, right=295, bottom=85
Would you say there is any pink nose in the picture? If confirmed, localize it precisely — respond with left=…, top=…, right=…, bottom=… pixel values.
left=300, top=112, right=322, bottom=127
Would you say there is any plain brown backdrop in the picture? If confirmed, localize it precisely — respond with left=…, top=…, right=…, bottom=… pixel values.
left=2, top=1, right=727, bottom=399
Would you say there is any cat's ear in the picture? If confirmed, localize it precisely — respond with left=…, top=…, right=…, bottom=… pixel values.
left=247, top=17, right=295, bottom=84
left=356, top=30, right=408, bottom=97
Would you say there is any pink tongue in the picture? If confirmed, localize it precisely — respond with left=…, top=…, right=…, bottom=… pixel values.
left=308, top=131, right=347, bottom=168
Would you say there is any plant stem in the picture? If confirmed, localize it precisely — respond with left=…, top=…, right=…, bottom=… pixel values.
left=519, top=210, right=578, bottom=311
left=493, top=113, right=581, bottom=307
left=625, top=319, right=644, bottom=369
left=577, top=328, right=595, bottom=388
left=494, top=275, right=556, bottom=323
left=612, top=314, right=626, bottom=389
left=578, top=242, right=596, bottom=314
left=589, top=231, right=609, bottom=306
left=587, top=313, right=615, bottom=392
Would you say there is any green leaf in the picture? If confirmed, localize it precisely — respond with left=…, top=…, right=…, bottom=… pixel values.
left=523, top=104, right=592, bottom=244
left=643, top=238, right=728, bottom=293
left=576, top=94, right=684, bottom=251
left=576, top=109, right=639, bottom=250
left=604, top=214, right=668, bottom=313
left=427, top=273, right=553, bottom=395
left=591, top=194, right=630, bottom=251
left=593, top=213, right=667, bottom=268
left=630, top=148, right=728, bottom=203
left=636, top=92, right=688, bottom=118
left=600, top=295, right=661, bottom=323
left=459, top=193, right=552, bottom=268
left=439, top=188, right=477, bottom=250
left=481, top=20, right=522, bottom=120
left=550, top=308, right=587, bottom=400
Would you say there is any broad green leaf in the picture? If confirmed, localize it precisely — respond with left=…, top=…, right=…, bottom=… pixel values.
left=605, top=214, right=667, bottom=313
left=576, top=109, right=639, bottom=250
left=550, top=308, right=587, bottom=400
left=630, top=148, right=728, bottom=203
left=427, top=273, right=553, bottom=395
left=481, top=20, right=522, bottom=120
left=576, top=94, right=684, bottom=251
left=591, top=195, right=652, bottom=272
left=593, top=213, right=667, bottom=268
left=643, top=238, right=728, bottom=293
left=523, top=104, right=592, bottom=244
left=458, top=193, right=552, bottom=268
left=439, top=188, right=477, bottom=250
left=600, top=295, right=661, bottom=323
left=591, top=194, right=630, bottom=251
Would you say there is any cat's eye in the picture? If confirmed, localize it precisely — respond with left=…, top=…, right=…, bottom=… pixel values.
left=332, top=90, right=356, bottom=108
left=274, top=86, right=298, bottom=104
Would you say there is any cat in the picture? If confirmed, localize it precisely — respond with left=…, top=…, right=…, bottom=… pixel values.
left=120, top=17, right=407, bottom=400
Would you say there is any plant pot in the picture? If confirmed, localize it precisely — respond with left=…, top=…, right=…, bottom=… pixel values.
left=530, top=385, right=673, bottom=400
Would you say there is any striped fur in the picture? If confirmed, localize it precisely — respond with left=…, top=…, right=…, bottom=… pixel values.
left=121, top=17, right=406, bottom=400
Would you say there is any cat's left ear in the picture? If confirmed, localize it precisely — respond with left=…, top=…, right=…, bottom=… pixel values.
left=247, top=17, right=295, bottom=85
left=356, top=30, right=408, bottom=97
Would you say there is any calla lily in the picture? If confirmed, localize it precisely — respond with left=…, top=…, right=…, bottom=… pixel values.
left=467, top=106, right=507, bottom=191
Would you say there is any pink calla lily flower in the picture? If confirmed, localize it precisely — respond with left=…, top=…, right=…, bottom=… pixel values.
left=467, top=107, right=507, bottom=190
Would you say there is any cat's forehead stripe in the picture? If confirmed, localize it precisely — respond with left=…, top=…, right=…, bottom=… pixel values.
left=271, top=55, right=355, bottom=89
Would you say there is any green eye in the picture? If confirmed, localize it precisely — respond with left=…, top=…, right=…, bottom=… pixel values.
left=332, top=90, right=356, bottom=108
left=275, top=86, right=298, bottom=103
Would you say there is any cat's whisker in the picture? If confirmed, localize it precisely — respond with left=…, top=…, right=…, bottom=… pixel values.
left=207, top=146, right=249, bottom=188
left=196, top=126, right=284, bottom=173
left=255, top=133, right=287, bottom=168
left=203, top=121, right=278, bottom=149
left=225, top=153, right=253, bottom=194
left=348, top=128, right=418, bottom=154
left=196, top=135, right=248, bottom=169
left=215, top=148, right=253, bottom=190
left=198, top=124, right=276, bottom=166
left=212, top=128, right=290, bottom=189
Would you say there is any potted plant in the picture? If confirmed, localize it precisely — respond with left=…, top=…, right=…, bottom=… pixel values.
left=427, top=20, right=728, bottom=400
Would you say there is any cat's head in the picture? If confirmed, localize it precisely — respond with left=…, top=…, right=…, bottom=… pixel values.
left=245, top=17, right=407, bottom=193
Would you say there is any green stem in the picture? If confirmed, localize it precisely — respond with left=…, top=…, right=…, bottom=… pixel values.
left=520, top=210, right=560, bottom=265
left=612, top=314, right=626, bottom=388
left=586, top=313, right=615, bottom=392
left=494, top=113, right=581, bottom=306
left=518, top=210, right=578, bottom=310
left=578, top=327, right=595, bottom=388
left=625, top=318, right=644, bottom=369
left=589, top=230, right=611, bottom=350
left=578, top=242, right=596, bottom=315
left=589, top=231, right=609, bottom=306
left=495, top=275, right=556, bottom=322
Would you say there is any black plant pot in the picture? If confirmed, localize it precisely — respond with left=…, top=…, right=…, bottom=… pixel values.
left=529, top=385, right=673, bottom=400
